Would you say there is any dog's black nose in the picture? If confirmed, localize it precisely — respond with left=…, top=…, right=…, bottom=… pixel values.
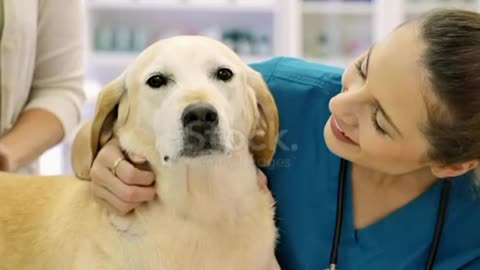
left=182, top=103, right=219, bottom=127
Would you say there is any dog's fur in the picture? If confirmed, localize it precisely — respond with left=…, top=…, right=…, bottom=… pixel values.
left=0, top=36, right=280, bottom=270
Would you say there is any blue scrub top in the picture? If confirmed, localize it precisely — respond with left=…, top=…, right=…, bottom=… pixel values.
left=250, top=57, right=480, bottom=270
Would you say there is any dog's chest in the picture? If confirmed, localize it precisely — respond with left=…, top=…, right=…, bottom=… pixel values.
left=112, top=200, right=276, bottom=270
left=100, top=155, right=277, bottom=270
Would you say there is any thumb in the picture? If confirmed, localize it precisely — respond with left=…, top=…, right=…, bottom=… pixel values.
left=127, top=152, right=147, bottom=164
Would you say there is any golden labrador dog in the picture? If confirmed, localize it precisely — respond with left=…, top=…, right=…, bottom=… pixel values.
left=0, top=36, right=280, bottom=270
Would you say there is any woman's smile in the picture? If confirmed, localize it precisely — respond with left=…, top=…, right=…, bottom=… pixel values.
left=330, top=116, right=359, bottom=146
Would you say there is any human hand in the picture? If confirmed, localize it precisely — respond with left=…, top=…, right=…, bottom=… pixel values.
left=90, top=138, right=156, bottom=215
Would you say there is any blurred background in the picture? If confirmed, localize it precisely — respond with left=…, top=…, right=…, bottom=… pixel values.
left=39, top=0, right=480, bottom=175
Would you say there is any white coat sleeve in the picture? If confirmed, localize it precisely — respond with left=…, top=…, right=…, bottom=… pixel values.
left=23, top=0, right=86, bottom=139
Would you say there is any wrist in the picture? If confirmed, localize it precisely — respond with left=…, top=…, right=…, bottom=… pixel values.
left=0, top=139, right=19, bottom=172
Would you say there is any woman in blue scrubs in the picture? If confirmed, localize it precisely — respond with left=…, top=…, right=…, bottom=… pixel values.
left=86, top=9, right=480, bottom=270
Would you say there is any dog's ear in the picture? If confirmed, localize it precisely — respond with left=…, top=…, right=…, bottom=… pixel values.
left=247, top=68, right=279, bottom=167
left=90, top=75, right=127, bottom=165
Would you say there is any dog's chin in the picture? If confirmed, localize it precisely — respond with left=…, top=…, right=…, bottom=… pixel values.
left=180, top=145, right=227, bottom=159
left=181, top=132, right=227, bottom=157
left=160, top=139, right=230, bottom=165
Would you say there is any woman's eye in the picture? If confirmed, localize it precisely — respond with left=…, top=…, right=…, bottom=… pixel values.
left=371, top=109, right=387, bottom=135
left=216, top=68, right=234, bottom=82
left=355, top=59, right=367, bottom=80
left=146, top=75, right=168, bottom=88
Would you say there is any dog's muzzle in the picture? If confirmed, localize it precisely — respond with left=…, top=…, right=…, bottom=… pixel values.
left=180, top=102, right=223, bottom=157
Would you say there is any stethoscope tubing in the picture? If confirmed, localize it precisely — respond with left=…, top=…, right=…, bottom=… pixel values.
left=329, top=158, right=451, bottom=270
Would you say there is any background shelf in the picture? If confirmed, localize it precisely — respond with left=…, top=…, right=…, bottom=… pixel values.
left=90, top=52, right=273, bottom=69
left=88, top=0, right=276, bottom=13
left=406, top=1, right=478, bottom=14
left=303, top=1, right=373, bottom=14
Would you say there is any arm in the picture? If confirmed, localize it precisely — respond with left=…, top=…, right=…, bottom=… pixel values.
left=0, top=0, right=86, bottom=172
left=0, top=109, right=64, bottom=171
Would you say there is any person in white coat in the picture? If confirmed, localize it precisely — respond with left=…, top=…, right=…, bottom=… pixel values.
left=0, top=0, right=86, bottom=173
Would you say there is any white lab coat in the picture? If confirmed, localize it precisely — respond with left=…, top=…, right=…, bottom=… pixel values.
left=0, top=0, right=86, bottom=173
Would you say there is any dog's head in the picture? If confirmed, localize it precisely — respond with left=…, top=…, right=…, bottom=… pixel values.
left=90, top=36, right=279, bottom=168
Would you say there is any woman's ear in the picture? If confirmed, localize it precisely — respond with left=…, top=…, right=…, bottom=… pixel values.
left=90, top=74, right=128, bottom=166
left=431, top=160, right=479, bottom=178
left=246, top=67, right=279, bottom=167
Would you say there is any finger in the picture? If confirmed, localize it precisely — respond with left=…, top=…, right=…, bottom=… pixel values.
left=91, top=182, right=141, bottom=215
left=115, top=160, right=155, bottom=186
left=126, top=151, right=151, bottom=172
left=98, top=140, right=154, bottom=186
left=127, top=152, right=147, bottom=164
left=94, top=166, right=156, bottom=203
left=101, top=138, right=146, bottom=168
left=99, top=139, right=125, bottom=169
left=97, top=139, right=127, bottom=176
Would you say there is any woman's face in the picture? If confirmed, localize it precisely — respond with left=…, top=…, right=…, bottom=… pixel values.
left=324, top=23, right=436, bottom=175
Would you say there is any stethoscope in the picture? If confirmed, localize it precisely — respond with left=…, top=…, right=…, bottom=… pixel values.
left=328, top=158, right=452, bottom=270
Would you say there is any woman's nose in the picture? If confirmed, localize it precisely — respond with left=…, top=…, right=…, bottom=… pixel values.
left=328, top=89, right=361, bottom=126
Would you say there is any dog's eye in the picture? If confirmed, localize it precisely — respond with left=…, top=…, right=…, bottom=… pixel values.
left=216, top=68, right=234, bottom=82
left=146, top=75, right=168, bottom=88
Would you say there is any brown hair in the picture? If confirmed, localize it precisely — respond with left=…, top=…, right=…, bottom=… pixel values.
left=416, top=9, right=480, bottom=181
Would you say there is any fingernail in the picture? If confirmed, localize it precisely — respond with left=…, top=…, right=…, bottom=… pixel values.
left=128, top=153, right=146, bottom=163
